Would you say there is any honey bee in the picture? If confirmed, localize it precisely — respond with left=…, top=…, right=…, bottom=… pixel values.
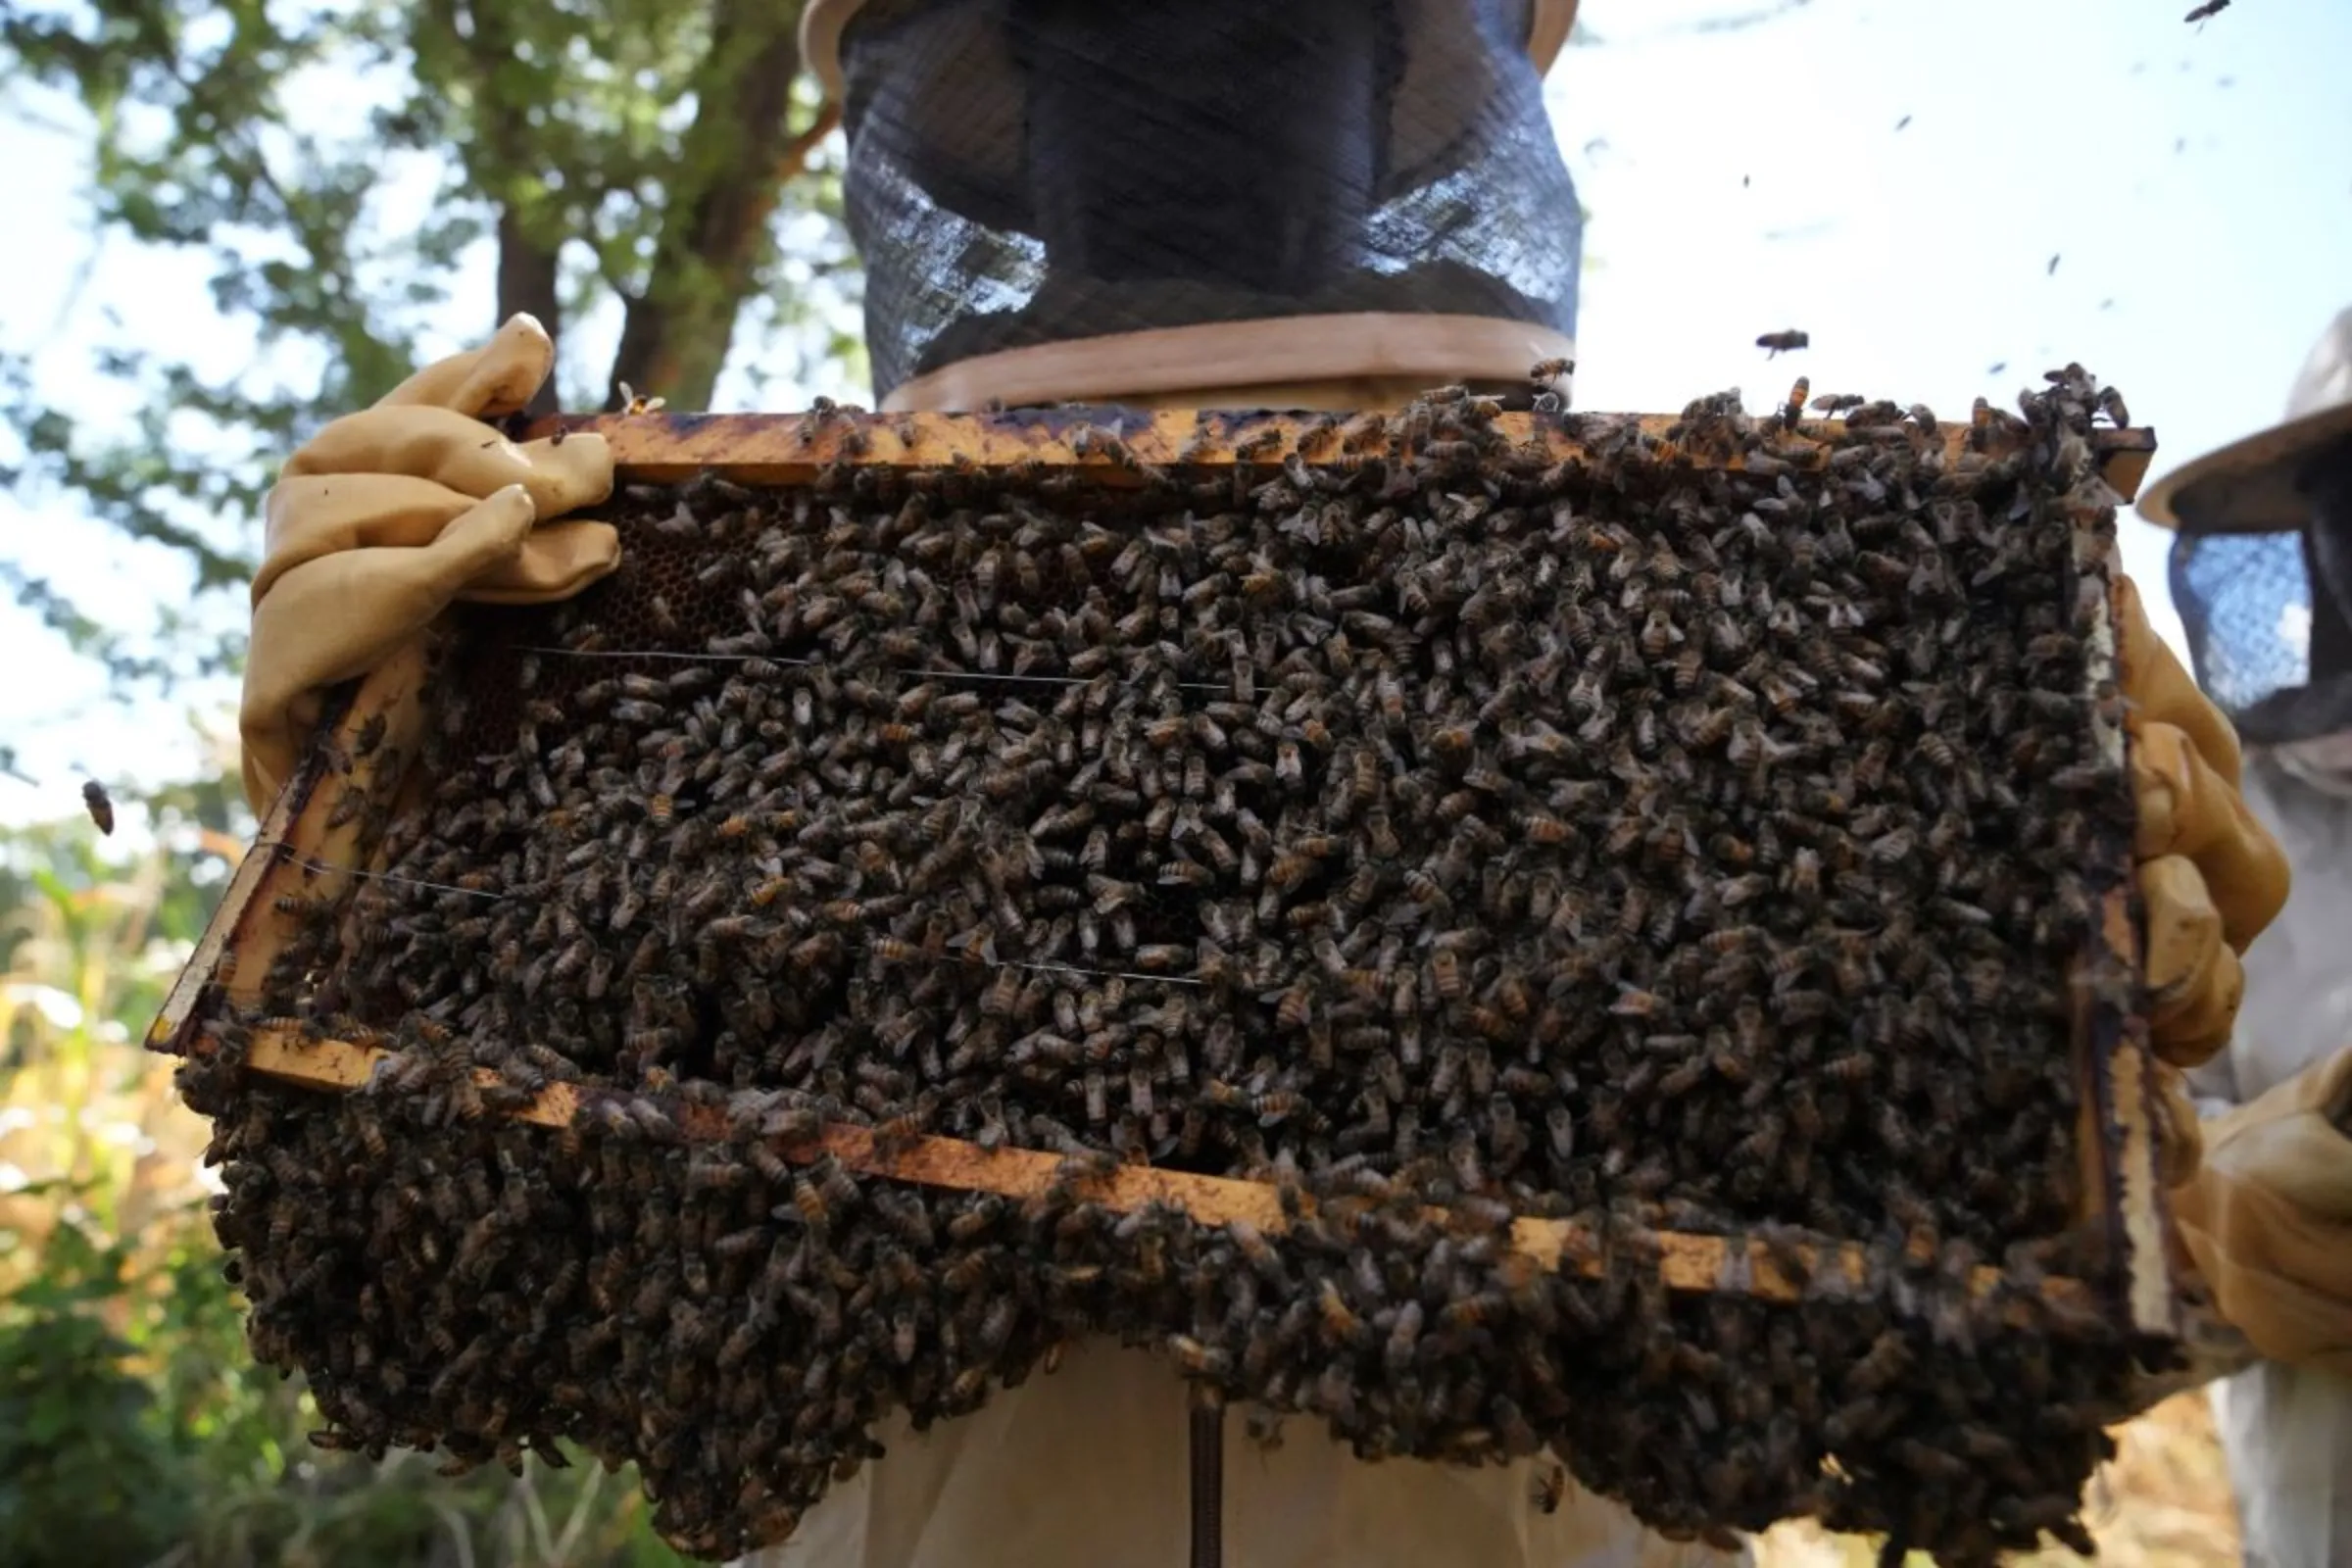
left=791, top=1173, right=833, bottom=1231
left=1755, top=329, right=1810, bottom=357
left=869, top=1114, right=924, bottom=1161
left=1608, top=987, right=1662, bottom=1019
left=1315, top=1279, right=1364, bottom=1345
left=1781, top=376, right=1810, bottom=431
left=80, top=779, right=116, bottom=835
left=1530, top=1462, right=1568, bottom=1514
left=1430, top=949, right=1465, bottom=1001
left=353, top=710, right=390, bottom=757
left=1403, top=868, right=1448, bottom=908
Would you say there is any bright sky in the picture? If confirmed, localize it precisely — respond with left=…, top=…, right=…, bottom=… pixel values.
left=1, top=0, right=2347, bottom=831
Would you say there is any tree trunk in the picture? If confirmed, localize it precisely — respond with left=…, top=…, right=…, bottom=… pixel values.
left=495, top=208, right=563, bottom=416
left=428, top=0, right=565, bottom=415
left=605, top=0, right=820, bottom=413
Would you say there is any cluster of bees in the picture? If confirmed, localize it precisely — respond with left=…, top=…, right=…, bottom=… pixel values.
left=182, top=1032, right=2138, bottom=1564
left=216, top=365, right=2156, bottom=1562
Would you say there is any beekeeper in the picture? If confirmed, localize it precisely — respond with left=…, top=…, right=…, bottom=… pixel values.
left=233, top=1, right=2314, bottom=1564
left=2137, top=304, right=2352, bottom=1568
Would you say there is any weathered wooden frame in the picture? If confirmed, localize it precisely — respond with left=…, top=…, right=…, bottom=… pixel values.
left=148, top=408, right=2186, bottom=1341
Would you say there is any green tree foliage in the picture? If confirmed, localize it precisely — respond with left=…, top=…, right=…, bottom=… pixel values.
left=0, top=1216, right=196, bottom=1567
left=0, top=0, right=862, bottom=701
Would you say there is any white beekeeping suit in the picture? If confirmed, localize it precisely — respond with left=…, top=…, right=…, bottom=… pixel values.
left=2144, top=305, right=2352, bottom=1568
left=2197, top=754, right=2352, bottom=1568
left=747, top=1340, right=1743, bottom=1568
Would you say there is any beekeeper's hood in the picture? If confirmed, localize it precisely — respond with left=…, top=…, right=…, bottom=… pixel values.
left=801, top=0, right=1584, bottom=411
left=2142, top=306, right=2352, bottom=771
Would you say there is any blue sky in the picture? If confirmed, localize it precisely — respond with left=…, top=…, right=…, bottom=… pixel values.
left=1, top=0, right=2348, bottom=828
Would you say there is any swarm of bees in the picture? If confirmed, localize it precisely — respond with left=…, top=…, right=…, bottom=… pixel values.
left=208, top=366, right=2155, bottom=1564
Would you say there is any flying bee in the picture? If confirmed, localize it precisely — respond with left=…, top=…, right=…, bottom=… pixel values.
left=81, top=780, right=115, bottom=835
left=1756, top=329, right=1810, bottom=357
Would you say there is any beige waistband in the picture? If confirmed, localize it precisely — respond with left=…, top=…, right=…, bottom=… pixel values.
left=880, top=314, right=1576, bottom=414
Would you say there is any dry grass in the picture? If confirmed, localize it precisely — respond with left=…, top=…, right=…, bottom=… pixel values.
left=1750, top=1392, right=2241, bottom=1566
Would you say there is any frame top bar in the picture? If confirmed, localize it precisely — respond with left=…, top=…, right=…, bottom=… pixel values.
left=520, top=409, right=2158, bottom=504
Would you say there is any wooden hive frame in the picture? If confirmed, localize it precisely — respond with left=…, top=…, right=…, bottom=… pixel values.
left=149, top=407, right=2202, bottom=1348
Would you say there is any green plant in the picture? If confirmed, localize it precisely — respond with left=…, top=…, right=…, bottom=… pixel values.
left=0, top=1200, right=196, bottom=1567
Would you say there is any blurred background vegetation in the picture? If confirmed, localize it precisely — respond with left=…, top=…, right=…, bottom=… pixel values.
left=0, top=0, right=2254, bottom=1563
left=0, top=765, right=694, bottom=1566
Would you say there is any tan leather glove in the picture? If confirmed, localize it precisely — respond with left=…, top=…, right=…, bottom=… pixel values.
left=239, top=314, right=619, bottom=814
left=2117, top=574, right=2290, bottom=1072
left=2168, top=1046, right=2352, bottom=1375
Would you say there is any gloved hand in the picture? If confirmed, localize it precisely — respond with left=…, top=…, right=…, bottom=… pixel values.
left=2168, top=1045, right=2352, bottom=1375
left=2116, top=573, right=2290, bottom=1072
left=239, top=314, right=619, bottom=814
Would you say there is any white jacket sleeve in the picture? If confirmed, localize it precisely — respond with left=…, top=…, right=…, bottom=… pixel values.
left=2189, top=756, right=2352, bottom=1568
left=736, top=1340, right=1747, bottom=1568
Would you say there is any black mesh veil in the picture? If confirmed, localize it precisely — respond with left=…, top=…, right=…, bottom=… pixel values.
left=821, top=0, right=1584, bottom=406
left=2170, top=446, right=2352, bottom=745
